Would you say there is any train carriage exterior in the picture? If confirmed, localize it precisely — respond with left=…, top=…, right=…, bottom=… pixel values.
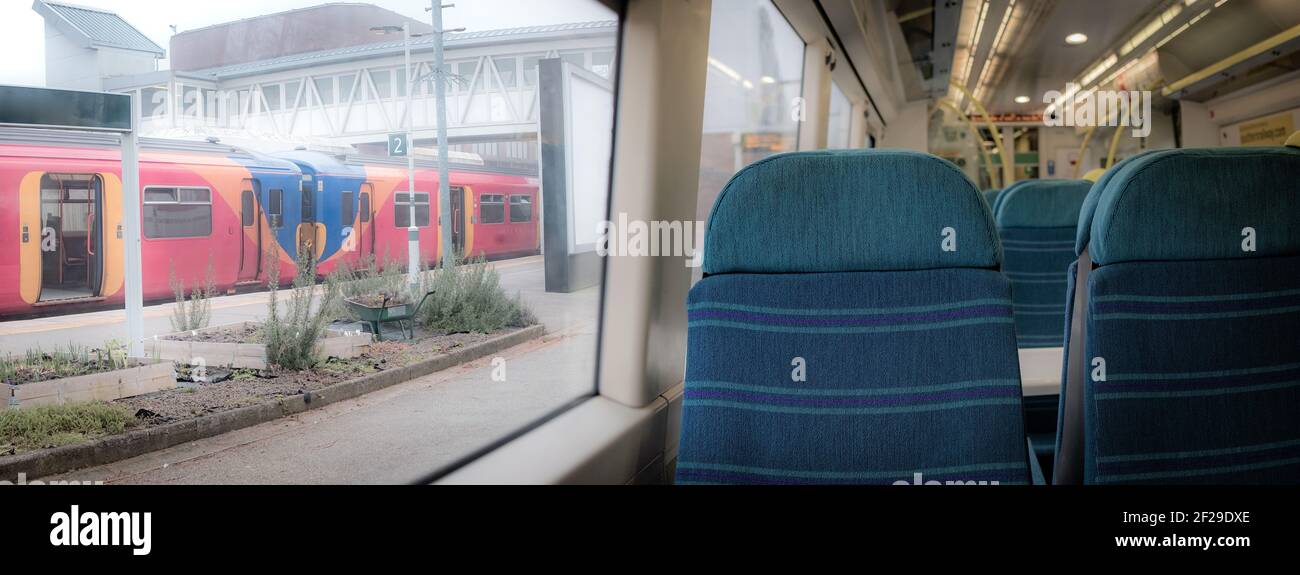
left=0, top=129, right=302, bottom=318
left=0, top=132, right=539, bottom=319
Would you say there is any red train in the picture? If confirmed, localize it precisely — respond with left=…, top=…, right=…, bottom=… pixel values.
left=0, top=128, right=540, bottom=319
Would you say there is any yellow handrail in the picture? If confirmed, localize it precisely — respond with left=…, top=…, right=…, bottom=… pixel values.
left=951, top=82, right=1015, bottom=187
left=936, top=100, right=1001, bottom=189
left=1072, top=124, right=1097, bottom=179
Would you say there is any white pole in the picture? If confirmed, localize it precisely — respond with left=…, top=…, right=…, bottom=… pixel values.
left=122, top=93, right=144, bottom=356
left=405, top=23, right=421, bottom=290
left=433, top=1, right=455, bottom=270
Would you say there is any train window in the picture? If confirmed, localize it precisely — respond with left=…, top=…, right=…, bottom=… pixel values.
left=241, top=190, right=255, bottom=227
left=268, top=189, right=283, bottom=228
left=143, top=186, right=212, bottom=239
left=479, top=194, right=506, bottom=224
left=341, top=191, right=355, bottom=225
left=394, top=192, right=430, bottom=228
left=508, top=195, right=531, bottom=223
left=359, top=192, right=371, bottom=223
left=301, top=185, right=315, bottom=221
left=695, top=0, right=805, bottom=230
left=827, top=81, right=851, bottom=149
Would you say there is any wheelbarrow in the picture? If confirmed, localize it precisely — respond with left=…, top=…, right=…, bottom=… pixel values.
left=344, top=290, right=435, bottom=341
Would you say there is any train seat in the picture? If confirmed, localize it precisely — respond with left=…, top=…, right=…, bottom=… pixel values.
left=1055, top=146, right=1300, bottom=484
left=982, top=188, right=1000, bottom=207
left=676, top=149, right=1034, bottom=485
left=994, top=179, right=1092, bottom=348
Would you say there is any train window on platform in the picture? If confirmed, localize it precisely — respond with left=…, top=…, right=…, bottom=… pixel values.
left=268, top=189, right=283, bottom=228
left=341, top=192, right=355, bottom=225
left=695, top=0, right=805, bottom=238
left=395, top=192, right=430, bottom=228
left=359, top=192, right=371, bottom=223
left=241, top=191, right=255, bottom=227
left=479, top=194, right=506, bottom=224
left=143, top=186, right=212, bottom=239
left=508, top=195, right=531, bottom=223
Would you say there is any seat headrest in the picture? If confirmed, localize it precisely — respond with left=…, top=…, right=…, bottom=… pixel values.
left=1077, top=147, right=1300, bottom=265
left=994, top=179, right=1091, bottom=228
left=703, top=149, right=1000, bottom=274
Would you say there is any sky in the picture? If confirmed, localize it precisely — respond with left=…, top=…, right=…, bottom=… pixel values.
left=0, top=0, right=615, bottom=86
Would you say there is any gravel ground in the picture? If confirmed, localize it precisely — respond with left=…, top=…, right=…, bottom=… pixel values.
left=119, top=331, right=494, bottom=425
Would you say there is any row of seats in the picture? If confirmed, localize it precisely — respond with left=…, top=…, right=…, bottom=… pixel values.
left=677, top=145, right=1300, bottom=485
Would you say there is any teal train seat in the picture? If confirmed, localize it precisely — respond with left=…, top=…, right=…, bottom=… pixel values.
left=994, top=179, right=1092, bottom=348
left=1055, top=147, right=1300, bottom=484
left=677, top=150, right=1036, bottom=485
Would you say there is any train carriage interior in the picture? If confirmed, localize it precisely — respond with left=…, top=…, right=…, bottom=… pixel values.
left=1, top=0, right=1299, bottom=512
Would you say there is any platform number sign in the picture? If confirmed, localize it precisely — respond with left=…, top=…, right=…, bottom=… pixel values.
left=388, top=133, right=409, bottom=157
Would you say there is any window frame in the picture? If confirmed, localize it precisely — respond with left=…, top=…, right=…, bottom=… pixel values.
left=394, top=191, right=431, bottom=228
left=507, top=194, right=532, bottom=223
left=142, top=185, right=214, bottom=239
left=478, top=193, right=506, bottom=225
left=268, top=189, right=283, bottom=229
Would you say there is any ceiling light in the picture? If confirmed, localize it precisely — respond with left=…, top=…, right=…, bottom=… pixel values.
left=1065, top=32, right=1088, bottom=45
left=1014, top=95, right=1030, bottom=104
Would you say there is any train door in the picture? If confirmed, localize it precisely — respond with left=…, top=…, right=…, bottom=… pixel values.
left=237, top=180, right=261, bottom=283
left=450, top=186, right=466, bottom=257
left=37, top=174, right=103, bottom=302
left=359, top=183, right=374, bottom=259
left=297, top=177, right=316, bottom=261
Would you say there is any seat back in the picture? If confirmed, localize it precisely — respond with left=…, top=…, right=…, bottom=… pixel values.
left=995, top=179, right=1091, bottom=347
left=982, top=188, right=1001, bottom=208
left=678, top=149, right=1030, bottom=485
left=1058, top=146, right=1300, bottom=484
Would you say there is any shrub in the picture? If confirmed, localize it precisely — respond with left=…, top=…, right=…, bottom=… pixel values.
left=325, top=251, right=408, bottom=321
left=263, top=247, right=340, bottom=371
left=168, top=257, right=216, bottom=332
left=415, top=256, right=537, bottom=334
left=0, top=402, right=134, bottom=452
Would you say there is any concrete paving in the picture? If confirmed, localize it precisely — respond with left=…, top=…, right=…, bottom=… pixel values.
left=2, top=256, right=604, bottom=484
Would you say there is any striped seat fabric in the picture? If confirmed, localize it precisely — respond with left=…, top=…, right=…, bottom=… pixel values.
left=994, top=179, right=1091, bottom=347
left=1059, top=147, right=1300, bottom=484
left=677, top=149, right=1031, bottom=485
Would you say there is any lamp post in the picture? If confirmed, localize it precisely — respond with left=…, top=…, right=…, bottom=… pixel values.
left=371, top=23, right=424, bottom=289
left=428, top=2, right=462, bottom=271
left=373, top=4, right=463, bottom=285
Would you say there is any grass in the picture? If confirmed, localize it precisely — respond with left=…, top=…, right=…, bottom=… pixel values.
left=0, top=402, right=135, bottom=453
left=263, top=246, right=341, bottom=371
left=169, top=257, right=217, bottom=332
left=0, top=342, right=129, bottom=386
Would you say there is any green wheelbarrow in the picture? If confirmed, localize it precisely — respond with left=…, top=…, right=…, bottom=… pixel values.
left=344, top=290, right=435, bottom=341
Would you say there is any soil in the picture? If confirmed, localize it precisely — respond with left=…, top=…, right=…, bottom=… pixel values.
left=162, top=323, right=262, bottom=344
left=117, top=330, right=494, bottom=425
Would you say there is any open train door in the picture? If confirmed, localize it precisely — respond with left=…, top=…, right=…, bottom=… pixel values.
left=236, top=179, right=261, bottom=283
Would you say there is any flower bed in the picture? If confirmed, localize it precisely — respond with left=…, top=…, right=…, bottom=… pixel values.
left=145, top=321, right=371, bottom=369
left=3, top=360, right=176, bottom=411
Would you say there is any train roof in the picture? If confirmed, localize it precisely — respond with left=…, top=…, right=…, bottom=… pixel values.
left=0, top=127, right=300, bottom=173
left=273, top=148, right=536, bottom=178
